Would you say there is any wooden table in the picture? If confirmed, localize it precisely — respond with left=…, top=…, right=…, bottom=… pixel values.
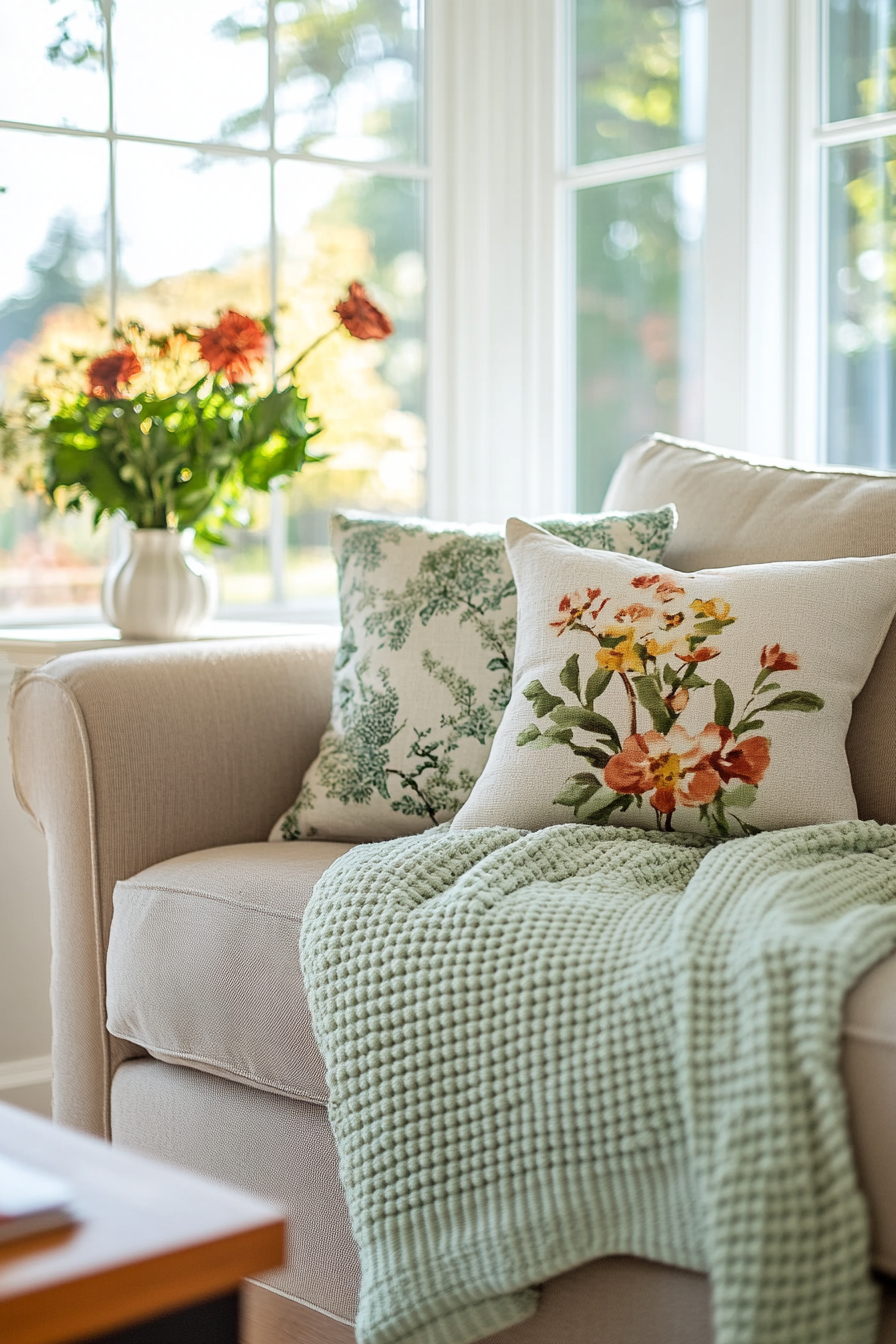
left=0, top=1101, right=285, bottom=1344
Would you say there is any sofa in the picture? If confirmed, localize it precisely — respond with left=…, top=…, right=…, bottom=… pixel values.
left=11, top=433, right=896, bottom=1344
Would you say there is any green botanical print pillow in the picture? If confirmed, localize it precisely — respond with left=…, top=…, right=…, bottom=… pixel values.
left=273, top=505, right=677, bottom=842
left=452, top=519, right=896, bottom=838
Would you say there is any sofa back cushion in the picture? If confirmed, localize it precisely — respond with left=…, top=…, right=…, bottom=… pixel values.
left=602, top=435, right=896, bottom=823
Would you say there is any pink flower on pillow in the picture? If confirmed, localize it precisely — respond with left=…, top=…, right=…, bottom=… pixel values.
left=550, top=588, right=608, bottom=635
left=703, top=724, right=770, bottom=786
left=604, top=724, right=722, bottom=817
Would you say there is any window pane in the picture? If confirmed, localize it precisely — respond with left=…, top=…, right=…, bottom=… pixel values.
left=276, top=161, right=425, bottom=598
left=0, top=129, right=110, bottom=617
left=576, top=164, right=704, bottom=509
left=825, top=137, right=896, bottom=469
left=116, top=142, right=273, bottom=606
left=276, top=0, right=424, bottom=164
left=826, top=0, right=896, bottom=124
left=575, top=0, right=706, bottom=165
left=113, top=0, right=269, bottom=148
left=0, top=0, right=107, bottom=132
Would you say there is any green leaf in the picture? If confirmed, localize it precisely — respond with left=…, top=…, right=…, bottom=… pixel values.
left=585, top=794, right=635, bottom=825
left=487, top=656, right=509, bottom=672
left=549, top=704, right=621, bottom=748
left=662, top=663, right=679, bottom=688
left=761, top=691, right=825, bottom=713
left=516, top=723, right=573, bottom=749
left=522, top=680, right=564, bottom=717
left=681, top=664, right=710, bottom=688
left=543, top=725, right=575, bottom=745
left=732, top=717, right=765, bottom=738
left=559, top=653, right=581, bottom=700
left=693, top=617, right=736, bottom=634
left=553, top=773, right=601, bottom=808
left=584, top=667, right=612, bottom=706
left=569, top=743, right=613, bottom=769
left=633, top=675, right=672, bottom=734
left=713, top=679, right=735, bottom=728
left=723, top=783, right=758, bottom=809
left=576, top=785, right=627, bottom=820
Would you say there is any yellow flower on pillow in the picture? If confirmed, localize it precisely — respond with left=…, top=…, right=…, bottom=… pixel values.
left=691, top=597, right=731, bottom=620
left=595, top=626, right=646, bottom=675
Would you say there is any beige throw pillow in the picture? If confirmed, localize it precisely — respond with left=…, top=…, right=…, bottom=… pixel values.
left=452, top=519, right=896, bottom=838
left=273, top=506, right=676, bottom=842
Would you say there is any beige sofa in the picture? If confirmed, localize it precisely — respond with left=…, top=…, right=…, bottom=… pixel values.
left=11, top=434, right=896, bottom=1344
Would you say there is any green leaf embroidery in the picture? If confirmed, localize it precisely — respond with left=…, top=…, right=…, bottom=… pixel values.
left=548, top=704, right=621, bottom=749
left=569, top=743, right=613, bottom=769
left=559, top=653, right=582, bottom=700
left=553, top=773, right=601, bottom=807
left=732, top=717, right=765, bottom=738
left=584, top=667, right=613, bottom=706
left=633, top=676, right=672, bottom=734
left=713, top=679, right=735, bottom=728
left=723, top=783, right=758, bottom=809
left=522, top=680, right=565, bottom=717
left=693, top=617, right=737, bottom=634
left=761, top=691, right=825, bottom=713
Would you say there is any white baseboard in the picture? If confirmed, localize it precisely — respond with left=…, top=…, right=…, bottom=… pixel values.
left=0, top=1054, right=52, bottom=1091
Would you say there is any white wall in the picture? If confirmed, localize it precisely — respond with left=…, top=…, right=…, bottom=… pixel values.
left=0, top=662, right=53, bottom=1117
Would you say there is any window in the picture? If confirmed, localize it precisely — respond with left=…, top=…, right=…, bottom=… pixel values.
left=0, top=0, right=426, bottom=619
left=569, top=0, right=707, bottom=509
left=819, top=0, right=896, bottom=468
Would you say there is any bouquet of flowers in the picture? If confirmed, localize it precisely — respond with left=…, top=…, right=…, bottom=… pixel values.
left=0, top=282, right=392, bottom=546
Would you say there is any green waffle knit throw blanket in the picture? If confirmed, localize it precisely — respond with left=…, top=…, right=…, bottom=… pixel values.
left=300, top=821, right=896, bottom=1344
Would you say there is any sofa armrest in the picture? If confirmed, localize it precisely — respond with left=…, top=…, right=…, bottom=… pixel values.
left=9, top=632, right=338, bottom=1138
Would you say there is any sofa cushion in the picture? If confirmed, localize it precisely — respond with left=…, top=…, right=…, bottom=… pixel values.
left=273, top=505, right=677, bottom=844
left=453, top=518, right=896, bottom=837
left=106, top=838, right=896, bottom=1273
left=602, top=435, right=896, bottom=823
left=106, top=841, right=353, bottom=1105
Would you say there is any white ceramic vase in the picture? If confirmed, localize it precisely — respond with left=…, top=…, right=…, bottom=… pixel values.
left=101, top=528, right=218, bottom=639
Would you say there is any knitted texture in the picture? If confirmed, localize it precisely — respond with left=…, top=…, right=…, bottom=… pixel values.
left=300, top=821, right=896, bottom=1344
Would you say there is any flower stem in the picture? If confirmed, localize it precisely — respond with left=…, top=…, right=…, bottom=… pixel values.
left=619, top=671, right=638, bottom=738
left=278, top=325, right=340, bottom=380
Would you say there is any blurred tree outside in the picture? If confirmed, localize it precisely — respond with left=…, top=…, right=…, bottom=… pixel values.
left=0, top=0, right=426, bottom=613
left=574, top=0, right=705, bottom=510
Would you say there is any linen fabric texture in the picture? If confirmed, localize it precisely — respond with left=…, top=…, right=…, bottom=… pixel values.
left=452, top=519, right=896, bottom=838
left=273, top=506, right=677, bottom=843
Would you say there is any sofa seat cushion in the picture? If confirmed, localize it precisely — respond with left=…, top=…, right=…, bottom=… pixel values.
left=106, top=840, right=353, bottom=1105
left=106, top=836, right=896, bottom=1272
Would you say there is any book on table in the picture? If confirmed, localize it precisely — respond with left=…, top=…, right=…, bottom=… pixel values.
left=0, top=1152, right=75, bottom=1244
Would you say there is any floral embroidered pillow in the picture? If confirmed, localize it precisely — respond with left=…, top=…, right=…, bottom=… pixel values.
left=451, top=518, right=896, bottom=838
left=272, top=505, right=677, bottom=842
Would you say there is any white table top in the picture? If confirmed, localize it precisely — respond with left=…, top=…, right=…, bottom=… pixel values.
left=0, top=620, right=332, bottom=669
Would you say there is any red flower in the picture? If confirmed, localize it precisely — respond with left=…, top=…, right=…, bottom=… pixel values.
left=198, top=311, right=267, bottom=383
left=550, top=588, right=607, bottom=635
left=704, top=724, right=770, bottom=787
left=334, top=282, right=393, bottom=341
left=676, top=645, right=721, bottom=664
left=604, top=725, right=722, bottom=815
left=630, top=573, right=685, bottom=603
left=85, top=347, right=142, bottom=399
left=761, top=643, right=800, bottom=673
